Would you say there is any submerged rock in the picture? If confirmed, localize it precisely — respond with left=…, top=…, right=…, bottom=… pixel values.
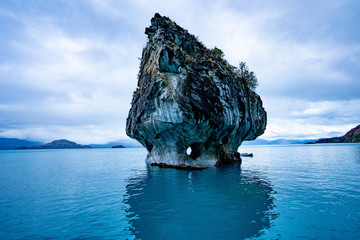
left=126, top=13, right=267, bottom=168
left=240, top=153, right=254, bottom=157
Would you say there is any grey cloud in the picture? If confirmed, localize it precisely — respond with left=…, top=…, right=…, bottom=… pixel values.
left=0, top=0, right=359, bottom=142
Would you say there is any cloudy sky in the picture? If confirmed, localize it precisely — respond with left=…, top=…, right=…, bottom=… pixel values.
left=0, top=0, right=359, bottom=144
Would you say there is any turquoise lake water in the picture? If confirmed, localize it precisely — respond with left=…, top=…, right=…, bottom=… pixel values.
left=0, top=144, right=360, bottom=239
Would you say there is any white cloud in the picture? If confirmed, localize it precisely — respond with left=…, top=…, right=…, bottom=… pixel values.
left=0, top=124, right=127, bottom=144
left=261, top=97, right=360, bottom=139
left=0, top=12, right=141, bottom=143
left=0, top=0, right=359, bottom=143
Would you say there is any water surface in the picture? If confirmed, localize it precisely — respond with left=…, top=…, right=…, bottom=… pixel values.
left=0, top=144, right=360, bottom=239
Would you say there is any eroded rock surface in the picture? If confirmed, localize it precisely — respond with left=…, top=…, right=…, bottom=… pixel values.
left=126, top=13, right=267, bottom=167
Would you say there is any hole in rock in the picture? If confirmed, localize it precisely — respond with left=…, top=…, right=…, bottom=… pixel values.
left=186, top=142, right=203, bottom=160
left=186, top=147, right=192, bottom=155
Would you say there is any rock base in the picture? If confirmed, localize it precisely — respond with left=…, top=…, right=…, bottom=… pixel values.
left=215, top=151, right=242, bottom=166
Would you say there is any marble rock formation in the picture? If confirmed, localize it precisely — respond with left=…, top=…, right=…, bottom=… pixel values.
left=126, top=13, right=267, bottom=168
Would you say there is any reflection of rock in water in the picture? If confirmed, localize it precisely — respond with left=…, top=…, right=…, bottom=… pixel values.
left=124, top=164, right=277, bottom=239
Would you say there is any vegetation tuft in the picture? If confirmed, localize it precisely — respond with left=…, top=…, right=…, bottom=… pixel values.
left=210, top=47, right=258, bottom=90
left=211, top=47, right=224, bottom=58
left=234, top=62, right=258, bottom=90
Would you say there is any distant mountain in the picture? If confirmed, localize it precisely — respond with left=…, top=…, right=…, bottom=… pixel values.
left=0, top=137, right=143, bottom=150
left=111, top=145, right=125, bottom=148
left=32, top=139, right=91, bottom=149
left=314, top=137, right=345, bottom=144
left=315, top=124, right=360, bottom=143
left=344, top=124, right=360, bottom=142
left=0, top=138, right=43, bottom=150
left=90, top=139, right=142, bottom=148
left=242, top=138, right=317, bottom=145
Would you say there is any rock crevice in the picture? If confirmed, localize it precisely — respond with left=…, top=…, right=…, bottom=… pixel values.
left=126, top=13, right=267, bottom=167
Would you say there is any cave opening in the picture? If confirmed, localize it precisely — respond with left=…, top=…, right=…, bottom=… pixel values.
left=186, top=142, right=203, bottom=159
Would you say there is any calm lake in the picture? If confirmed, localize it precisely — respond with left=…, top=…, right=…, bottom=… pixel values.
left=1, top=144, right=360, bottom=239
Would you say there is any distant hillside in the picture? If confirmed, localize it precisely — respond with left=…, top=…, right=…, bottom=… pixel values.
left=1, top=137, right=142, bottom=150
left=315, top=124, right=360, bottom=143
left=90, top=139, right=142, bottom=148
left=32, top=139, right=91, bottom=149
left=0, top=138, right=43, bottom=150
left=314, top=137, right=345, bottom=144
left=242, top=138, right=317, bottom=145
left=344, top=125, right=360, bottom=142
left=111, top=145, right=125, bottom=148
